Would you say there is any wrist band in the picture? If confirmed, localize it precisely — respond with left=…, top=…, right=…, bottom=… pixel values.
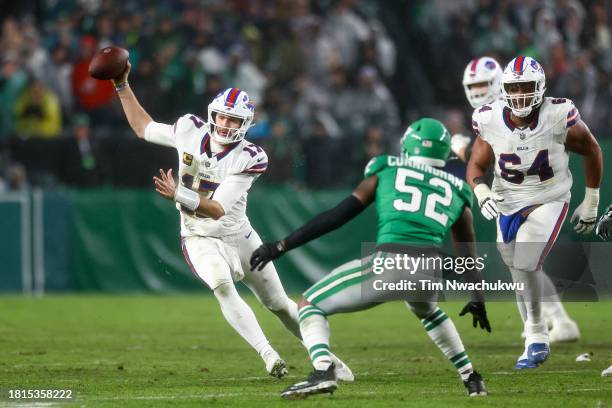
left=114, top=81, right=129, bottom=92
left=175, top=184, right=200, bottom=211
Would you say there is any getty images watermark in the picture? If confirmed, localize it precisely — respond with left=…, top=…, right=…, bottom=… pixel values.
left=370, top=252, right=525, bottom=292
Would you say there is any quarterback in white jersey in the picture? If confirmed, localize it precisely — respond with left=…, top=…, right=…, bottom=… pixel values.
left=456, top=57, right=581, bottom=343
left=111, top=62, right=353, bottom=381
left=467, top=56, right=603, bottom=369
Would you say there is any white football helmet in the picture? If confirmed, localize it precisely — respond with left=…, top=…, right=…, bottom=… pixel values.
left=501, top=56, right=546, bottom=118
left=462, top=57, right=502, bottom=108
left=207, top=87, right=255, bottom=144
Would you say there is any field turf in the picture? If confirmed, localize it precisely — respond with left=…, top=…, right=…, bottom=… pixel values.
left=0, top=295, right=611, bottom=407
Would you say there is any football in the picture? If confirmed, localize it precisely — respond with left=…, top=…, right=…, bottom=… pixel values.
left=88, top=46, right=129, bottom=80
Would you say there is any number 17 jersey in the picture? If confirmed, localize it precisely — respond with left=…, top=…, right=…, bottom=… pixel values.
left=472, top=98, right=577, bottom=214
left=364, top=155, right=473, bottom=246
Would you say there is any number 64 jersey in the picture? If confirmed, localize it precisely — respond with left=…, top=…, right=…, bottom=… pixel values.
left=144, top=113, right=268, bottom=238
left=472, top=98, right=578, bottom=215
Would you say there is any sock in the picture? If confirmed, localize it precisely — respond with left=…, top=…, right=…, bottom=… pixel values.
left=298, top=304, right=332, bottom=371
left=419, top=306, right=473, bottom=381
left=213, top=282, right=272, bottom=358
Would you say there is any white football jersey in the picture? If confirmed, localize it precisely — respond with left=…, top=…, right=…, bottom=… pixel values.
left=472, top=97, right=580, bottom=214
left=145, top=113, right=267, bottom=237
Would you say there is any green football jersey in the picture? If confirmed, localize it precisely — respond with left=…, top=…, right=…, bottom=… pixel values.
left=364, top=155, right=473, bottom=245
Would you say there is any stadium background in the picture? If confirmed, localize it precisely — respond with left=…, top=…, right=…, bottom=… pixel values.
left=1, top=0, right=611, bottom=294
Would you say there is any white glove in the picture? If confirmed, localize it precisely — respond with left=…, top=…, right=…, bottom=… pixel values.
left=570, top=187, right=599, bottom=234
left=451, top=134, right=471, bottom=159
left=474, top=184, right=504, bottom=221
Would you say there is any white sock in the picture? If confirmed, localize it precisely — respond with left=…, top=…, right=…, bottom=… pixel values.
left=270, top=297, right=302, bottom=340
left=511, top=268, right=549, bottom=343
left=413, top=305, right=473, bottom=381
left=298, top=304, right=332, bottom=371
left=213, top=282, right=273, bottom=358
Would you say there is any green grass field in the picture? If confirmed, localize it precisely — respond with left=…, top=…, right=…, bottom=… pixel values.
left=0, top=296, right=611, bottom=407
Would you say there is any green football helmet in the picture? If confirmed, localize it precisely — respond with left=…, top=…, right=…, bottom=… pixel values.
left=400, top=118, right=451, bottom=167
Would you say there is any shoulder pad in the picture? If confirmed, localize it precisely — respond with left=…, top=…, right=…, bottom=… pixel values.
left=175, top=113, right=206, bottom=135
left=364, top=155, right=389, bottom=178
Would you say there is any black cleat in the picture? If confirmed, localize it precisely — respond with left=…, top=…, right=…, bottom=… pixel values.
left=463, top=371, right=487, bottom=397
left=280, top=363, right=337, bottom=399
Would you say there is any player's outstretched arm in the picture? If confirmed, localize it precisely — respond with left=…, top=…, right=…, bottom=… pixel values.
left=112, top=62, right=153, bottom=139
left=249, top=176, right=378, bottom=271
left=565, top=121, right=603, bottom=234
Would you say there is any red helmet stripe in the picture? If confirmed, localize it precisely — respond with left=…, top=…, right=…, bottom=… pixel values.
left=514, top=55, right=525, bottom=73
left=225, top=88, right=241, bottom=107
left=469, top=58, right=479, bottom=76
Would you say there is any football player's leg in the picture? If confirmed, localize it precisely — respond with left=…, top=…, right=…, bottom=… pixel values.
left=282, top=257, right=377, bottom=398
left=239, top=229, right=301, bottom=339
left=300, top=257, right=378, bottom=370
left=407, top=302, right=477, bottom=381
left=513, top=201, right=569, bottom=366
left=182, top=238, right=284, bottom=376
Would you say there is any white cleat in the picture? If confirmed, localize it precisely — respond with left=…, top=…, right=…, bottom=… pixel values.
left=602, top=365, right=612, bottom=377
left=330, top=353, right=354, bottom=382
left=263, top=350, right=288, bottom=379
left=549, top=320, right=580, bottom=343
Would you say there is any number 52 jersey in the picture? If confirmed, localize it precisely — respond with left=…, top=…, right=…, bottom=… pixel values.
left=365, top=155, right=473, bottom=246
left=472, top=98, right=578, bottom=215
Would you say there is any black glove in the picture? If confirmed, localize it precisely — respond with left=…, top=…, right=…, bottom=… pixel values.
left=596, top=205, right=612, bottom=240
left=459, top=302, right=491, bottom=332
left=250, top=241, right=286, bottom=271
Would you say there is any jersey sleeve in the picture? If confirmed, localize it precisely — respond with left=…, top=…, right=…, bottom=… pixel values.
left=471, top=105, right=493, bottom=144
left=213, top=174, right=255, bottom=214
left=239, top=143, right=268, bottom=177
left=552, top=98, right=581, bottom=143
left=144, top=121, right=175, bottom=147
left=364, top=155, right=388, bottom=178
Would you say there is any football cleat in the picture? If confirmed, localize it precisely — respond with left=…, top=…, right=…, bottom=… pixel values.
left=263, top=350, right=288, bottom=379
left=463, top=371, right=488, bottom=397
left=330, top=354, right=354, bottom=382
left=549, top=319, right=580, bottom=343
left=514, top=359, right=539, bottom=370
left=602, top=365, right=612, bottom=377
left=280, top=364, right=337, bottom=399
left=527, top=343, right=550, bottom=365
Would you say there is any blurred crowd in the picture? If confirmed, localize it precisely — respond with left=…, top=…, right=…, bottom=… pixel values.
left=0, top=0, right=610, bottom=191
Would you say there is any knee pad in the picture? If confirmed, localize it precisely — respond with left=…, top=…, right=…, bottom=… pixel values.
left=213, top=281, right=237, bottom=299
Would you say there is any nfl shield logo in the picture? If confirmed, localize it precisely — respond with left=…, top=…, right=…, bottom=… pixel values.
left=423, top=140, right=432, bottom=147
left=205, top=161, right=211, bottom=168
left=520, top=133, right=526, bottom=140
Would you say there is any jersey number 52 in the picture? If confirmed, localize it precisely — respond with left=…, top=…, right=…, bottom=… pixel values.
left=393, top=168, right=452, bottom=226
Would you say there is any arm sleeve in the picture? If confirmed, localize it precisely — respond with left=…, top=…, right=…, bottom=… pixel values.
left=212, top=174, right=254, bottom=214
left=283, top=195, right=366, bottom=251
left=144, top=121, right=175, bottom=148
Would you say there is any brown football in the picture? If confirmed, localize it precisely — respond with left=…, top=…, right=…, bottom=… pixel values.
left=88, top=46, right=129, bottom=80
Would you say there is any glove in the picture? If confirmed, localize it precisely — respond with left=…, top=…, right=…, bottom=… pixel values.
left=451, top=134, right=471, bottom=160
left=595, top=205, right=612, bottom=240
left=250, top=241, right=286, bottom=271
left=473, top=184, right=503, bottom=221
left=570, top=187, right=599, bottom=234
left=459, top=302, right=491, bottom=332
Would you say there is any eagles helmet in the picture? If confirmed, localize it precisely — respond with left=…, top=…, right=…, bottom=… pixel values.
left=401, top=118, right=451, bottom=167
left=501, top=56, right=546, bottom=118
left=207, top=87, right=255, bottom=144
left=462, top=57, right=503, bottom=108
